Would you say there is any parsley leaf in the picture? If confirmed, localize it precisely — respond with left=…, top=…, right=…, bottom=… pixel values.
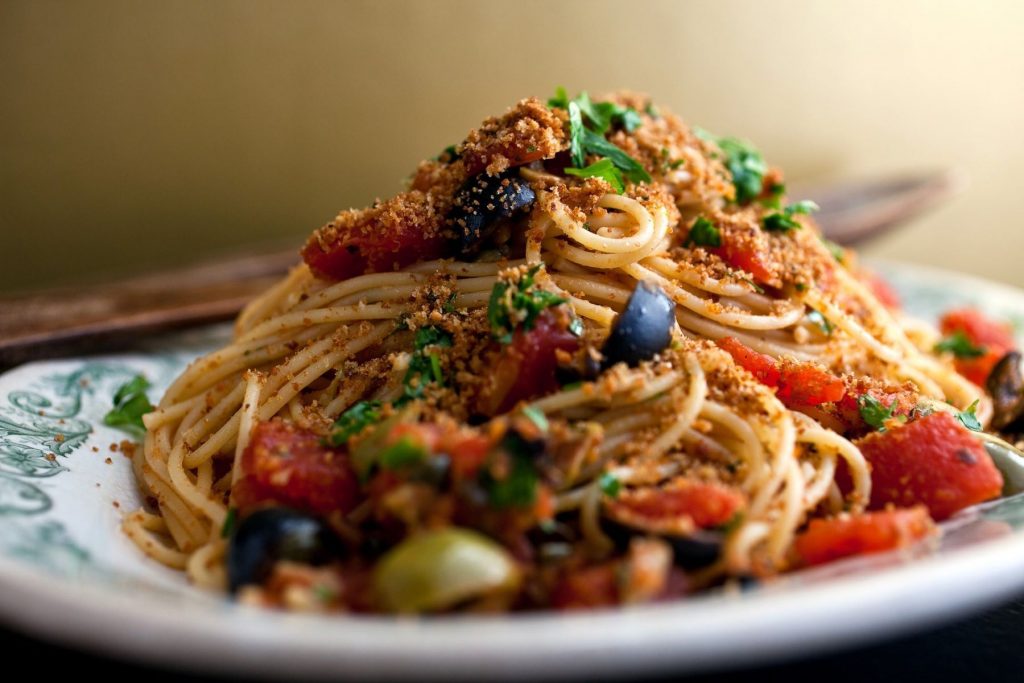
left=955, top=399, right=983, bottom=431
left=328, top=400, right=382, bottom=446
left=581, top=129, right=652, bottom=184
left=220, top=507, right=238, bottom=539
left=552, top=89, right=651, bottom=185
left=934, top=331, right=985, bottom=359
left=398, top=326, right=452, bottom=404
left=715, top=136, right=768, bottom=205
left=481, top=433, right=540, bottom=508
left=807, top=309, right=834, bottom=335
left=565, top=158, right=625, bottom=193
left=568, top=101, right=586, bottom=167
left=487, top=265, right=568, bottom=344
left=547, top=86, right=570, bottom=109
left=858, top=394, right=897, bottom=432
left=599, top=472, right=621, bottom=498
left=763, top=199, right=819, bottom=232
left=684, top=217, right=722, bottom=248
left=103, top=375, right=153, bottom=438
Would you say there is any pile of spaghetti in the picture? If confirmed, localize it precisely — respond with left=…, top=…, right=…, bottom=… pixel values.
left=125, top=91, right=1011, bottom=613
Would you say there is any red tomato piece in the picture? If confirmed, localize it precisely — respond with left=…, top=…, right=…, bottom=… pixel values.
left=939, top=309, right=1016, bottom=386
left=301, top=197, right=450, bottom=281
left=445, top=433, right=492, bottom=481
left=606, top=477, right=745, bottom=533
left=859, top=270, right=901, bottom=309
left=794, top=507, right=935, bottom=567
left=940, top=309, right=1016, bottom=350
left=550, top=563, right=619, bottom=610
left=718, top=337, right=845, bottom=408
left=777, top=362, right=847, bottom=406
left=712, top=242, right=775, bottom=284
left=482, top=311, right=580, bottom=415
left=856, top=412, right=1003, bottom=520
left=718, top=337, right=781, bottom=386
left=234, top=419, right=360, bottom=515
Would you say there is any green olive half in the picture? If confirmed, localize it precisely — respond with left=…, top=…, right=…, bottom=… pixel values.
left=373, top=528, right=521, bottom=613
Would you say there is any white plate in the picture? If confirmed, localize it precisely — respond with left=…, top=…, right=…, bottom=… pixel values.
left=1, top=260, right=1024, bottom=680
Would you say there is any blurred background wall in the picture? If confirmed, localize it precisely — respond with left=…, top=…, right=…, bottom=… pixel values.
left=2, top=0, right=1023, bottom=293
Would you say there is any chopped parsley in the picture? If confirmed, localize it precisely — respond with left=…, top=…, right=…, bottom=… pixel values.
left=399, top=326, right=452, bottom=403
left=487, top=265, right=568, bottom=344
left=858, top=394, right=899, bottom=432
left=807, top=309, right=834, bottom=335
left=955, top=400, right=983, bottom=432
left=644, top=101, right=660, bottom=119
left=379, top=436, right=428, bottom=470
left=598, top=472, right=621, bottom=498
left=761, top=181, right=786, bottom=209
left=934, top=331, right=985, bottom=359
left=551, top=88, right=652, bottom=186
left=684, top=216, right=722, bottom=248
left=220, top=507, right=238, bottom=539
left=442, top=292, right=458, bottom=313
left=327, top=400, right=382, bottom=446
left=695, top=129, right=767, bottom=205
left=763, top=200, right=819, bottom=232
left=565, top=158, right=625, bottom=193
left=481, top=433, right=540, bottom=508
left=103, top=375, right=153, bottom=438
left=522, top=405, right=549, bottom=433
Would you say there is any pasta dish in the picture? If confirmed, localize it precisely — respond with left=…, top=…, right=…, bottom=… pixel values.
left=118, top=90, right=1014, bottom=613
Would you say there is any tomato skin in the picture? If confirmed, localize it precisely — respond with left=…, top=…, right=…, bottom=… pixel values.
left=234, top=419, right=360, bottom=516
left=718, top=337, right=845, bottom=408
left=606, top=477, right=745, bottom=532
left=939, top=309, right=1016, bottom=386
left=776, top=363, right=846, bottom=406
left=302, top=228, right=448, bottom=282
left=940, top=309, right=1015, bottom=350
left=712, top=242, right=775, bottom=284
left=718, top=337, right=781, bottom=386
left=482, top=311, right=580, bottom=415
left=794, top=507, right=935, bottom=567
left=856, top=412, right=1003, bottom=520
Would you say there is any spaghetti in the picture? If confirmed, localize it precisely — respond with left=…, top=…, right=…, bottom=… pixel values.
left=124, top=91, right=1007, bottom=613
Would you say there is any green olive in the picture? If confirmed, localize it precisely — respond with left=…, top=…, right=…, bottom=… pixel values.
left=373, top=528, right=521, bottom=613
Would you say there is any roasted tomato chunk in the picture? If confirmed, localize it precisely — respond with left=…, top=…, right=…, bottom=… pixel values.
left=605, top=477, right=745, bottom=534
left=939, top=309, right=1016, bottom=386
left=858, top=270, right=901, bottom=309
left=856, top=412, right=1003, bottom=520
left=718, top=337, right=845, bottom=408
left=794, top=507, right=935, bottom=567
left=481, top=311, right=580, bottom=415
left=301, top=194, right=450, bottom=281
left=712, top=242, right=775, bottom=285
left=234, top=419, right=360, bottom=515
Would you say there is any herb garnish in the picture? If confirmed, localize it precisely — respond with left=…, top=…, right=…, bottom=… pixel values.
left=821, top=236, right=846, bottom=263
left=955, top=400, right=983, bottom=431
left=328, top=400, right=382, bottom=446
left=934, top=331, right=985, bottom=359
left=399, top=326, right=453, bottom=403
left=487, top=265, right=568, bottom=344
left=695, top=128, right=768, bottom=205
left=684, top=216, right=722, bottom=248
left=763, top=200, right=819, bottom=232
left=565, top=158, right=625, bottom=193
left=103, top=375, right=153, bottom=438
left=551, top=88, right=652, bottom=186
left=598, top=472, right=621, bottom=498
left=220, top=507, right=238, bottom=539
left=858, top=394, right=899, bottom=432
left=807, top=309, right=834, bottom=336
left=480, top=432, right=540, bottom=508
